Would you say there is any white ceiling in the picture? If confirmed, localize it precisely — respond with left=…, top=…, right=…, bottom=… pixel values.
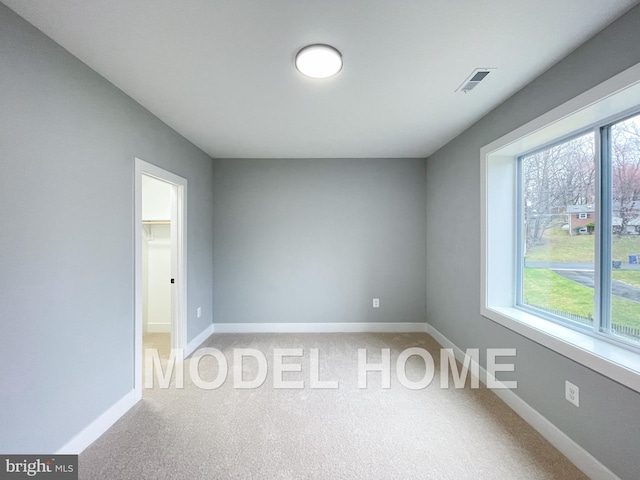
left=3, top=0, right=638, bottom=158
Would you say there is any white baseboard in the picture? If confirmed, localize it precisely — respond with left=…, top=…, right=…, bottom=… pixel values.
left=56, top=324, right=214, bottom=454
left=212, top=322, right=429, bottom=334
left=62, top=319, right=612, bottom=477
left=185, top=323, right=215, bottom=357
left=56, top=390, right=137, bottom=455
left=426, top=324, right=620, bottom=480
left=146, top=322, right=171, bottom=333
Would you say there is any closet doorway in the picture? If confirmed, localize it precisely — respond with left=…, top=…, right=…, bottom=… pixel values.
left=142, top=175, right=173, bottom=363
left=134, top=158, right=187, bottom=400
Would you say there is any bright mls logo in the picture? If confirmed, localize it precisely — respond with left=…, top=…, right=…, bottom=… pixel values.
left=2, top=456, right=77, bottom=479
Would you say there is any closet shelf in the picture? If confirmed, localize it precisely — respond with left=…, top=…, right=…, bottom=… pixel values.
left=142, top=220, right=170, bottom=225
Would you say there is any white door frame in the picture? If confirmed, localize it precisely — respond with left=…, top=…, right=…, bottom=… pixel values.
left=134, top=158, right=187, bottom=400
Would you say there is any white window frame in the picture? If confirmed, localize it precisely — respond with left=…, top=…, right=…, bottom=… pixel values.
left=578, top=212, right=589, bottom=220
left=481, top=62, right=640, bottom=394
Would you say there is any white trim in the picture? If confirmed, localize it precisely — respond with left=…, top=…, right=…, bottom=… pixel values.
left=56, top=390, right=137, bottom=455
left=53, top=323, right=422, bottom=452
left=427, top=324, right=621, bottom=480
left=481, top=61, right=640, bottom=394
left=212, top=322, right=429, bottom=334
left=135, top=158, right=188, bottom=402
left=485, top=307, right=640, bottom=392
left=185, top=324, right=215, bottom=357
left=480, top=62, right=640, bottom=158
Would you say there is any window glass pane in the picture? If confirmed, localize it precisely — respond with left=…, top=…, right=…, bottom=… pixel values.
left=521, top=132, right=596, bottom=328
left=608, top=113, right=640, bottom=344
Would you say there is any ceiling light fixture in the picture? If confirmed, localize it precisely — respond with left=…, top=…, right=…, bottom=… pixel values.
left=295, top=44, right=343, bottom=79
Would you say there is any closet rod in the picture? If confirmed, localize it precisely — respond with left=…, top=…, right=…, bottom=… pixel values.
left=142, top=220, right=170, bottom=225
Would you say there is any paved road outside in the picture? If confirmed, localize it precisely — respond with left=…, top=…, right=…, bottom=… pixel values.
left=550, top=270, right=640, bottom=303
left=525, top=261, right=640, bottom=302
left=526, top=261, right=640, bottom=271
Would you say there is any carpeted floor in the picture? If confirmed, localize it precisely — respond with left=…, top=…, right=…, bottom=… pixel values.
left=79, top=333, right=587, bottom=479
left=143, top=333, right=171, bottom=361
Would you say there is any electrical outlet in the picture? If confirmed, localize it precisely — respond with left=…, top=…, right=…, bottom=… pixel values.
left=565, top=380, right=579, bottom=407
left=373, top=298, right=380, bottom=308
left=197, top=307, right=202, bottom=318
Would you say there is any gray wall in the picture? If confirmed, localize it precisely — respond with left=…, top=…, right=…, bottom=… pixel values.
left=3, top=0, right=639, bottom=473
left=426, top=5, right=640, bottom=479
left=0, top=4, right=214, bottom=453
left=213, top=158, right=426, bottom=325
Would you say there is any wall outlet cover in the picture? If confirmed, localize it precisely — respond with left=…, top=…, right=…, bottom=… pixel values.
left=565, top=380, right=580, bottom=407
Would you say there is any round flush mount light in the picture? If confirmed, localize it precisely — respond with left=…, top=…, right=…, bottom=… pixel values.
left=295, top=44, right=343, bottom=79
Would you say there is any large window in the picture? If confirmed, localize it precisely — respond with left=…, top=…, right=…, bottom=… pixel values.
left=518, top=114, right=640, bottom=348
left=481, top=63, right=640, bottom=392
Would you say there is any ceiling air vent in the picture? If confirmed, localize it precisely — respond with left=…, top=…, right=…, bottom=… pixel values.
left=456, top=68, right=495, bottom=94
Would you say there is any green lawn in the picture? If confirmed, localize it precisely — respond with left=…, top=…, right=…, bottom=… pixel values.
left=518, top=227, right=640, bottom=334
left=614, top=236, right=640, bottom=262
left=525, top=228, right=595, bottom=262
left=612, top=270, right=640, bottom=288
left=526, top=227, right=640, bottom=263
left=523, top=268, right=640, bottom=329
left=523, top=268, right=594, bottom=317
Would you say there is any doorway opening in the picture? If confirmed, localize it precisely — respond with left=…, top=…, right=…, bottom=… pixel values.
left=142, top=175, right=173, bottom=365
left=134, top=158, right=187, bottom=400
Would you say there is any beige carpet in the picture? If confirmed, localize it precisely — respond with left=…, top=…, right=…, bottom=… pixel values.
left=143, top=333, right=171, bottom=360
left=79, top=333, right=587, bottom=479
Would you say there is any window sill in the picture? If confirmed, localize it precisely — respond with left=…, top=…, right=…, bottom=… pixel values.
left=483, top=305, right=640, bottom=393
